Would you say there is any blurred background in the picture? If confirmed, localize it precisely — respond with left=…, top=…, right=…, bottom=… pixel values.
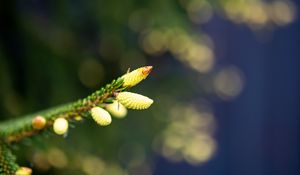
left=0, top=0, right=299, bottom=175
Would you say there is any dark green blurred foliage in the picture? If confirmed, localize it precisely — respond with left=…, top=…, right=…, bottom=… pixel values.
left=0, top=0, right=296, bottom=174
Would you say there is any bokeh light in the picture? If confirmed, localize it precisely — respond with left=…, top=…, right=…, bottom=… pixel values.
left=213, top=66, right=244, bottom=100
left=221, top=0, right=296, bottom=29
left=154, top=105, right=216, bottom=165
left=140, top=27, right=214, bottom=73
left=47, top=148, right=68, bottom=169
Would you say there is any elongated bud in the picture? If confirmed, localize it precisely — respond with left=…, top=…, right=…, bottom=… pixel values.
left=53, top=118, right=68, bottom=135
left=116, top=92, right=153, bottom=110
left=106, top=101, right=127, bottom=118
left=15, top=167, right=32, bottom=175
left=122, top=66, right=153, bottom=87
left=90, top=107, right=112, bottom=126
left=32, top=115, right=46, bottom=130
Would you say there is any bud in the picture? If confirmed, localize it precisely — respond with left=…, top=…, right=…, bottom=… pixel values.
left=90, top=107, right=112, bottom=126
left=74, top=115, right=83, bottom=121
left=122, top=66, right=153, bottom=87
left=116, top=92, right=153, bottom=110
left=53, top=118, right=68, bottom=135
left=15, top=167, right=32, bottom=175
left=106, top=101, right=127, bottom=118
left=32, top=115, right=46, bottom=130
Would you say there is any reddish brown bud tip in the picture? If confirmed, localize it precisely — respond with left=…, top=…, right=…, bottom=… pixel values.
left=142, top=66, right=153, bottom=75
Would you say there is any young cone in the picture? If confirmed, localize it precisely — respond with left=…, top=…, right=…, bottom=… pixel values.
left=90, top=107, right=112, bottom=126
left=32, top=115, right=46, bottom=130
left=53, top=118, right=69, bottom=135
left=122, top=66, right=153, bottom=87
left=116, top=92, right=153, bottom=110
left=106, top=101, right=127, bottom=118
left=15, top=167, right=32, bottom=175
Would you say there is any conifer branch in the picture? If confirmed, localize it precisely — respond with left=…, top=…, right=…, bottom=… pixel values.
left=0, top=66, right=153, bottom=175
left=0, top=77, right=124, bottom=143
left=0, top=141, right=19, bottom=175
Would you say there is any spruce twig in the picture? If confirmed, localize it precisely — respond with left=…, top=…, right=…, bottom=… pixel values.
left=0, top=141, right=19, bottom=175
left=0, top=66, right=153, bottom=175
left=0, top=77, right=124, bottom=143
